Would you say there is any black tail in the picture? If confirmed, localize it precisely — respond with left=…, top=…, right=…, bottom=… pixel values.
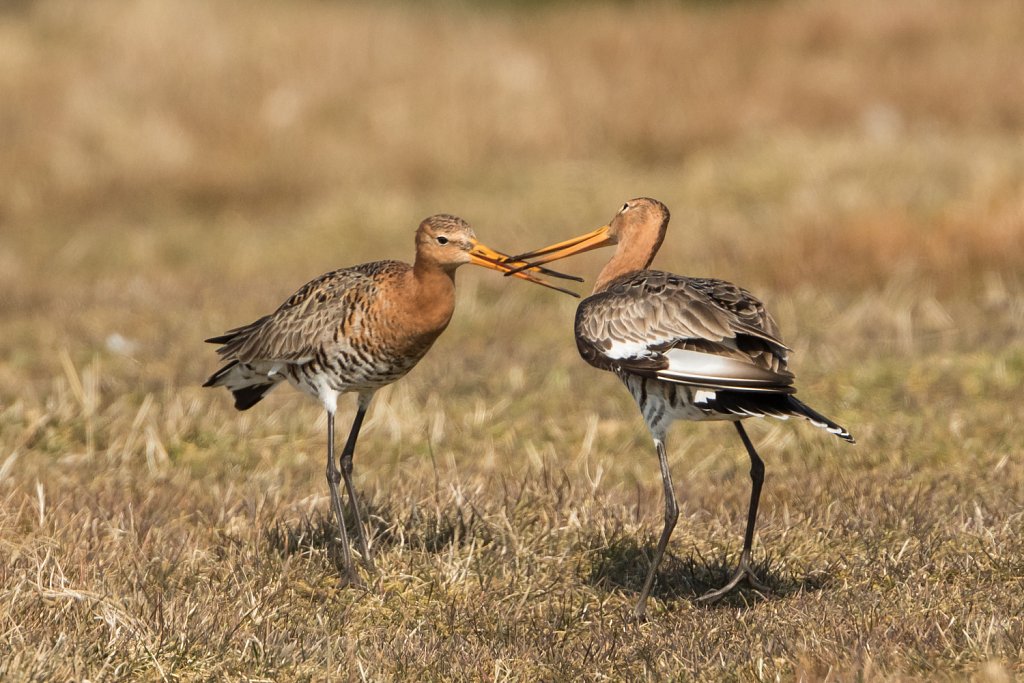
left=786, top=396, right=855, bottom=443
left=707, top=391, right=855, bottom=443
left=202, top=359, right=278, bottom=411
left=231, top=384, right=275, bottom=411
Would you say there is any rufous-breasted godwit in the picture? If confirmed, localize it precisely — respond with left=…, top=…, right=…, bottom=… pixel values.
left=507, top=197, right=853, bottom=618
left=204, top=214, right=579, bottom=586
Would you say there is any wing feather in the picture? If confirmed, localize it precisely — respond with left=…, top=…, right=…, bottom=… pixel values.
left=575, top=271, right=794, bottom=391
left=206, top=261, right=404, bottom=364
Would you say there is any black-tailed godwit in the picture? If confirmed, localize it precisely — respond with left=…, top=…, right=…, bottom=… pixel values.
left=204, top=214, right=579, bottom=586
left=508, top=197, right=853, bottom=618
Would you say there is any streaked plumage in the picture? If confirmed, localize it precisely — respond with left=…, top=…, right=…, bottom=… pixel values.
left=204, top=214, right=579, bottom=586
left=510, top=197, right=853, bottom=618
left=206, top=261, right=455, bottom=408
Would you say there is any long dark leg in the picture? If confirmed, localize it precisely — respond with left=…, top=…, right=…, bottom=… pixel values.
left=325, top=410, right=359, bottom=586
left=735, top=421, right=767, bottom=576
left=635, top=438, right=679, bottom=619
left=339, top=393, right=375, bottom=572
left=698, top=421, right=770, bottom=602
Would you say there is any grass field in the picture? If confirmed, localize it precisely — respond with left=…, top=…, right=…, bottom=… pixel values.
left=2, top=0, right=1024, bottom=679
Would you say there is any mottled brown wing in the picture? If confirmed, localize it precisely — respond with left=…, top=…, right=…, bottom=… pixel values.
left=207, top=262, right=397, bottom=363
left=683, top=277, right=786, bottom=345
left=574, top=270, right=794, bottom=391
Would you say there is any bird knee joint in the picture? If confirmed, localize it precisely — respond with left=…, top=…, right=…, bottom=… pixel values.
left=665, top=502, right=679, bottom=525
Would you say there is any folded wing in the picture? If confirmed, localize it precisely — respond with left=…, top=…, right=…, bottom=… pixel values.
left=575, top=271, right=795, bottom=393
left=205, top=264, right=387, bottom=365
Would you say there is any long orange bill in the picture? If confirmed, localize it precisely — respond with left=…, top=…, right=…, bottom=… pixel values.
left=468, top=240, right=582, bottom=298
left=503, top=225, right=614, bottom=276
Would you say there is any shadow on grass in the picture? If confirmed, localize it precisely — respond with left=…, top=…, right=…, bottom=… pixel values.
left=584, top=534, right=832, bottom=609
left=265, top=497, right=490, bottom=564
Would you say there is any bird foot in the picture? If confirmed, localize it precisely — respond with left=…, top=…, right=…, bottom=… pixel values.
left=336, top=569, right=366, bottom=591
left=357, top=551, right=378, bottom=578
left=697, top=557, right=769, bottom=603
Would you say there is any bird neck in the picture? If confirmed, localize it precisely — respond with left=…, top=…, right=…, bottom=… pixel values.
left=593, top=232, right=662, bottom=293
left=408, top=257, right=457, bottom=333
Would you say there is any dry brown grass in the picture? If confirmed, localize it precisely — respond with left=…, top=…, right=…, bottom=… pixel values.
left=2, top=0, right=1024, bottom=680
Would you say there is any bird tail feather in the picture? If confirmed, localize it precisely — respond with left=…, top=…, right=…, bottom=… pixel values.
left=784, top=396, right=855, bottom=443
left=203, top=360, right=280, bottom=411
left=704, top=391, right=855, bottom=443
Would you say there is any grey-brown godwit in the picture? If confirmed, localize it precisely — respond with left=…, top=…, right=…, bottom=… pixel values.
left=204, top=214, right=579, bottom=586
left=508, top=197, right=853, bottom=618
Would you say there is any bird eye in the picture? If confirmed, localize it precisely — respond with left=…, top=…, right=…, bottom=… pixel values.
left=436, top=236, right=449, bottom=245
left=621, top=203, right=630, bottom=213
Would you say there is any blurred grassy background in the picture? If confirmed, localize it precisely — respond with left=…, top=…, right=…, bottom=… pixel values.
left=1, top=0, right=1023, bottom=680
